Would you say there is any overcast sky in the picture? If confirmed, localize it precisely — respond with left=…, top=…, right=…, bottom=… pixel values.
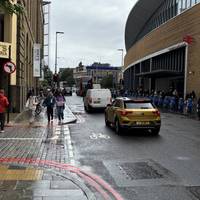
left=47, top=0, right=137, bottom=71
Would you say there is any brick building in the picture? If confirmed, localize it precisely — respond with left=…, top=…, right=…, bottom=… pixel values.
left=124, top=0, right=200, bottom=99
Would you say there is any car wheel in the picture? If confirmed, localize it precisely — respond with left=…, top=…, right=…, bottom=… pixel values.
left=151, top=128, right=160, bottom=136
left=115, top=119, right=122, bottom=134
left=105, top=113, right=110, bottom=127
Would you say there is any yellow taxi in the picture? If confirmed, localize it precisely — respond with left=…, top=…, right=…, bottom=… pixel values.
left=105, top=97, right=161, bottom=135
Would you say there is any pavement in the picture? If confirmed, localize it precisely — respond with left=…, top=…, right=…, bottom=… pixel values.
left=0, top=105, right=94, bottom=200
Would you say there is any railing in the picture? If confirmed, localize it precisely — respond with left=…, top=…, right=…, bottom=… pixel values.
left=112, top=92, right=200, bottom=119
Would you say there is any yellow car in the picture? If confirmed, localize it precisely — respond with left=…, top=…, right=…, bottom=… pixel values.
left=105, top=97, right=161, bottom=135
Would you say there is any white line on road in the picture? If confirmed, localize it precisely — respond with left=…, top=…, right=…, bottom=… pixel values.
left=63, top=125, right=75, bottom=165
left=0, top=138, right=42, bottom=140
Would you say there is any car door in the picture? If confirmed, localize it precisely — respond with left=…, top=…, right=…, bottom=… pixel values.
left=108, top=100, right=121, bottom=123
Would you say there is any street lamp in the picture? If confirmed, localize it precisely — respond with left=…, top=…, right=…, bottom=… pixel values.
left=117, top=48, right=124, bottom=67
left=55, top=31, right=64, bottom=73
left=117, top=49, right=124, bottom=90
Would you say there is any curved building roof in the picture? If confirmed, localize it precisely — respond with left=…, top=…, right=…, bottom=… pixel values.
left=125, top=0, right=165, bottom=51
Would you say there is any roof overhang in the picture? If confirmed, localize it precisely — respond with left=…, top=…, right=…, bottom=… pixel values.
left=136, top=70, right=184, bottom=78
left=125, top=0, right=165, bottom=51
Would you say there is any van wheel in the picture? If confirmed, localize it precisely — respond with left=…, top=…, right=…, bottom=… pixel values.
left=115, top=119, right=122, bottom=134
left=105, top=114, right=110, bottom=127
left=85, top=105, right=91, bottom=113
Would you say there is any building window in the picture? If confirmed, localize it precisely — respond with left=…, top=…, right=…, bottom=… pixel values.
left=0, top=15, right=4, bottom=41
left=191, top=0, right=196, bottom=5
left=186, top=0, right=191, bottom=7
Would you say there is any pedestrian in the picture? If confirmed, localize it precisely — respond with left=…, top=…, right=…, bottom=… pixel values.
left=190, top=90, right=196, bottom=100
left=197, top=97, right=200, bottom=120
left=56, top=92, right=65, bottom=124
left=25, top=91, right=38, bottom=123
left=0, top=89, right=9, bottom=133
left=43, top=92, right=55, bottom=123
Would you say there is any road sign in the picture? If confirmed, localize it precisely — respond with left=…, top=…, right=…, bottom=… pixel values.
left=3, top=61, right=16, bottom=74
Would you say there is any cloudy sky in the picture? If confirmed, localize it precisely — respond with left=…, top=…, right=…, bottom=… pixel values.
left=47, top=0, right=137, bottom=71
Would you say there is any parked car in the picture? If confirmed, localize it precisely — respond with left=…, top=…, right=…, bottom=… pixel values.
left=84, top=89, right=112, bottom=112
left=104, top=97, right=161, bottom=135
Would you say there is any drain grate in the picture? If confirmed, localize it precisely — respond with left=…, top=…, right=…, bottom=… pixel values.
left=187, top=186, right=200, bottom=199
left=119, top=162, right=163, bottom=180
left=8, top=165, right=26, bottom=170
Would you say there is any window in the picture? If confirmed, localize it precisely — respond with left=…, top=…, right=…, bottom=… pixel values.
left=191, top=0, right=196, bottom=6
left=186, top=0, right=191, bottom=8
left=0, top=15, right=4, bottom=41
left=124, top=102, right=154, bottom=109
left=113, top=100, right=121, bottom=108
left=177, top=0, right=182, bottom=13
left=182, top=0, right=187, bottom=10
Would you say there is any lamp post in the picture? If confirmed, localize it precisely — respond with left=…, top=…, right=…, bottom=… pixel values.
left=118, top=49, right=124, bottom=90
left=117, top=48, right=124, bottom=67
left=55, top=31, right=64, bottom=74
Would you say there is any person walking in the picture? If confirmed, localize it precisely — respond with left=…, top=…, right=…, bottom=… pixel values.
left=25, top=91, right=38, bottom=123
left=43, top=92, right=56, bottom=123
left=197, top=97, right=200, bottom=120
left=56, top=92, right=65, bottom=124
left=0, top=89, right=9, bottom=133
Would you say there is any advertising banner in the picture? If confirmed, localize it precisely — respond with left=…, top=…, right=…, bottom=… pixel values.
left=33, top=43, right=41, bottom=77
left=0, top=42, right=11, bottom=59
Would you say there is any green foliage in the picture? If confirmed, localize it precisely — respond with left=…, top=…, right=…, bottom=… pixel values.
left=39, top=79, right=48, bottom=88
left=0, top=0, right=24, bottom=14
left=59, top=68, right=75, bottom=87
left=44, top=67, right=53, bottom=86
left=100, top=75, right=113, bottom=89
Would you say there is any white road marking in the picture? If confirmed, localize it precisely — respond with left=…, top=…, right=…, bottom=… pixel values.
left=63, top=125, right=75, bottom=165
left=0, top=138, right=42, bottom=140
left=69, top=151, right=74, bottom=158
left=70, top=159, right=75, bottom=165
left=89, top=132, right=110, bottom=140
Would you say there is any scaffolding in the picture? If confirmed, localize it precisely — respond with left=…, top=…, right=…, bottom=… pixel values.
left=42, top=1, right=51, bottom=68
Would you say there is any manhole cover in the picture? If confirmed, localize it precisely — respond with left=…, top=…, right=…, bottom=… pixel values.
left=8, top=165, right=26, bottom=170
left=120, top=162, right=163, bottom=180
left=104, top=159, right=180, bottom=187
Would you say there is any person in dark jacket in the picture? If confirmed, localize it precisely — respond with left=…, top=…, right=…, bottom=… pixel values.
left=43, top=92, right=56, bottom=123
left=0, top=89, right=9, bottom=132
left=197, top=97, right=200, bottom=120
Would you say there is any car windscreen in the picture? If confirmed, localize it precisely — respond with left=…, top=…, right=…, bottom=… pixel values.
left=91, top=90, right=111, bottom=96
left=124, top=101, right=154, bottom=109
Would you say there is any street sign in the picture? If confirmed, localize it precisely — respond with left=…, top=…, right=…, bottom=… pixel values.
left=3, top=61, right=16, bottom=74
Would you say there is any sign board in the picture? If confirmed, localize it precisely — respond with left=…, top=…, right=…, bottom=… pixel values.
left=3, top=61, right=16, bottom=74
left=33, top=43, right=41, bottom=77
left=0, top=42, right=11, bottom=59
left=183, top=35, right=193, bottom=44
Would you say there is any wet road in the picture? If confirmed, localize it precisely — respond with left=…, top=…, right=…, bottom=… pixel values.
left=66, top=94, right=200, bottom=200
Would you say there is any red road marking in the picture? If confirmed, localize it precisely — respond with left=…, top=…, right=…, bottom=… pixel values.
left=0, top=158, right=124, bottom=200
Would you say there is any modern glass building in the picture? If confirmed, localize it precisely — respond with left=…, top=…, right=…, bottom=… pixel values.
left=124, top=0, right=200, bottom=98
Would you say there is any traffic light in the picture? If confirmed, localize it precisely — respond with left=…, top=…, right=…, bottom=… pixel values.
left=53, top=73, right=59, bottom=82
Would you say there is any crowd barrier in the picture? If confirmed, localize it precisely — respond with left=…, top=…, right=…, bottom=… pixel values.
left=114, top=93, right=199, bottom=118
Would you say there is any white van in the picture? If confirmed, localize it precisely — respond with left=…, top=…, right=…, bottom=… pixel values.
left=84, top=89, right=112, bottom=112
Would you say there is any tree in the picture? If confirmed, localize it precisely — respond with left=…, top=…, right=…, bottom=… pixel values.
left=0, top=0, right=24, bottom=14
left=100, top=75, right=114, bottom=89
left=59, top=68, right=75, bottom=87
left=44, top=67, right=53, bottom=86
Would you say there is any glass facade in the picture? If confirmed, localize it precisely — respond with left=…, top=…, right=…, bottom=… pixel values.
left=136, top=0, right=200, bottom=42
